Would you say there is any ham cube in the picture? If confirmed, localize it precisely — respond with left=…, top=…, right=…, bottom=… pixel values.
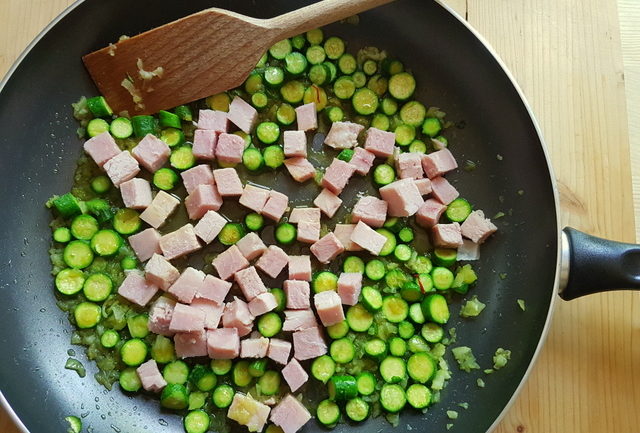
left=194, top=210, right=227, bottom=244
left=207, top=327, right=240, bottom=359
left=313, top=188, right=342, bottom=218
left=416, top=199, right=446, bottom=228
left=140, top=191, right=180, bottom=229
left=185, top=183, right=223, bottom=220
left=144, top=253, right=180, bottom=290
left=241, top=336, right=270, bottom=358
left=289, top=207, right=320, bottom=224
left=192, top=129, right=218, bottom=160
left=364, top=127, right=395, bottom=157
left=268, top=338, right=292, bottom=365
left=457, top=239, right=481, bottom=261
left=128, top=227, right=161, bottom=262
left=321, top=158, right=356, bottom=195
left=132, top=134, right=171, bottom=173
left=421, top=148, right=458, bottom=179
left=104, top=150, right=140, bottom=187
left=197, top=274, right=232, bottom=304
left=293, top=327, right=327, bottom=360
left=215, top=133, right=245, bottom=164
left=379, top=178, right=424, bottom=217
left=168, top=267, right=205, bottom=304
left=191, top=298, right=224, bottom=329
left=351, top=196, right=388, bottom=228
left=297, top=221, right=320, bottom=244
left=310, top=232, right=345, bottom=263
left=430, top=176, right=459, bottom=205
left=248, top=292, right=278, bottom=316
left=282, top=358, right=308, bottom=392
left=396, top=152, right=425, bottom=179
left=262, top=190, right=289, bottom=222
left=228, top=393, right=271, bottom=433
left=213, top=168, right=243, bottom=196
left=284, top=157, right=316, bottom=182
left=256, top=246, right=289, bottom=278
left=460, top=210, right=497, bottom=243
left=118, top=271, right=158, bottom=307
left=181, top=164, right=214, bottom=195
left=212, top=245, right=250, bottom=280
left=284, top=280, right=311, bottom=310
left=174, top=330, right=208, bottom=358
left=350, top=221, right=387, bottom=255
left=159, top=224, right=201, bottom=260
left=314, top=291, right=345, bottom=327
left=414, top=178, right=433, bottom=196
left=283, top=130, right=307, bottom=157
left=83, top=131, right=121, bottom=167
left=239, top=184, right=270, bottom=213
left=324, top=121, right=364, bottom=149
left=333, top=224, right=363, bottom=252
left=223, top=297, right=254, bottom=337
left=136, top=359, right=167, bottom=393
left=270, top=394, right=311, bottom=433
left=228, top=96, right=258, bottom=133
left=235, top=266, right=268, bottom=301
left=120, top=178, right=152, bottom=209
left=169, top=303, right=206, bottom=332
left=148, top=296, right=177, bottom=336
left=295, top=102, right=317, bottom=131
left=282, top=309, right=317, bottom=331
left=337, top=273, right=363, bottom=306
left=236, top=232, right=268, bottom=260
left=349, top=147, right=376, bottom=175
left=197, top=109, right=228, bottom=132
left=432, top=222, right=463, bottom=248
left=288, top=255, right=312, bottom=281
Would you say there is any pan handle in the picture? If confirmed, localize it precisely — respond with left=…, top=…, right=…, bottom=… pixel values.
left=559, top=227, right=640, bottom=300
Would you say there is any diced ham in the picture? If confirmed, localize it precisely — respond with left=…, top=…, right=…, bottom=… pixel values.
left=212, top=167, right=243, bottom=196
left=396, top=152, right=425, bottom=179
left=430, top=176, right=459, bottom=205
left=457, top=239, right=481, bottom=261
left=248, top=292, right=278, bottom=316
left=235, top=266, right=268, bottom=301
left=236, top=232, right=268, bottom=260
left=148, top=296, right=177, bottom=336
left=310, top=232, right=345, bottom=263
left=324, top=121, right=364, bottom=149
left=321, top=158, right=356, bottom=195
left=282, top=309, right=317, bottom=331
left=421, top=148, right=458, bottom=179
left=136, top=359, right=167, bottom=393
left=289, top=207, right=320, bottom=224
left=191, top=298, right=224, bottom=329
left=333, top=224, right=363, bottom=252
left=192, top=129, right=218, bottom=160
left=168, top=267, right=205, bottom=304
left=132, top=134, right=171, bottom=173
left=215, top=133, right=245, bottom=164
left=284, top=157, right=316, bottom=182
left=174, top=330, right=208, bottom=358
left=283, top=130, right=307, bottom=158
left=169, top=303, right=206, bottom=332
left=227, top=96, right=258, bottom=133
left=282, top=358, right=308, bottom=392
left=83, top=131, right=121, bottom=168
left=414, top=178, right=433, bottom=196
left=349, top=147, right=376, bottom=175
left=256, top=246, right=289, bottom=278
left=140, top=191, right=180, bottom=229
left=270, top=394, right=312, bottom=433
left=379, top=178, right=424, bottom=217
left=295, top=102, right=317, bottom=131
left=185, top=183, right=223, bottom=220
left=284, top=280, right=311, bottom=310
left=350, top=220, right=387, bottom=255
left=197, top=109, right=228, bottom=132
left=194, top=210, right=227, bottom=244
left=228, top=393, right=271, bottom=433
left=144, top=253, right=180, bottom=290
left=313, top=188, right=342, bottom=218
left=197, top=274, right=232, bottom=304
left=181, top=164, right=214, bottom=195
left=262, top=190, right=289, bottom=222
left=212, top=245, right=250, bottom=280
left=104, top=150, right=140, bottom=187
left=364, top=127, right=395, bottom=157
left=241, top=336, right=270, bottom=358
left=159, top=224, right=201, bottom=260
left=351, top=196, right=387, bottom=228
left=117, top=271, right=158, bottom=307
left=288, top=255, right=312, bottom=281
left=268, top=338, right=292, bottom=365
left=337, top=272, right=363, bottom=306
left=207, top=327, right=240, bottom=359
left=292, top=327, right=327, bottom=360
left=460, top=210, right=497, bottom=243
left=239, top=184, right=270, bottom=213
left=120, top=178, right=152, bottom=210
left=223, top=297, right=254, bottom=337
left=314, top=291, right=345, bottom=327
left=128, top=227, right=161, bottom=262
left=416, top=198, right=447, bottom=228
left=297, top=221, right=320, bottom=244
left=432, top=222, right=463, bottom=248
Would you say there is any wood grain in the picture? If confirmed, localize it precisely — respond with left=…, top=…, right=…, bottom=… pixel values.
left=1, top=1, right=639, bottom=432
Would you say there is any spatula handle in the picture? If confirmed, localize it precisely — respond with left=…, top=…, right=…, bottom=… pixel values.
left=267, top=0, right=395, bottom=40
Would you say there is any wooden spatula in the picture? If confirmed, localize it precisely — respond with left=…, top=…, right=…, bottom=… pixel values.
left=82, top=0, right=394, bottom=115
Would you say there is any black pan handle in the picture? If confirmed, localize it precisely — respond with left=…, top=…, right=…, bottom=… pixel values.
left=560, top=227, right=640, bottom=300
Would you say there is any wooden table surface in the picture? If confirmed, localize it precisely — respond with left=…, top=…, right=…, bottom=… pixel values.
left=1, top=0, right=639, bottom=432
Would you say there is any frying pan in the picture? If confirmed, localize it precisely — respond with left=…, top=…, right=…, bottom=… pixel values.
left=0, top=1, right=636, bottom=432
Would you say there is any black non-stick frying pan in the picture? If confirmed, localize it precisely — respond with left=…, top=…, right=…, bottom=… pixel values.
left=0, top=1, right=637, bottom=432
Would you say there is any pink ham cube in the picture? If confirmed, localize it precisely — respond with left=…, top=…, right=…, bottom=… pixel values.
left=364, top=127, right=395, bottom=157
left=310, top=232, right=345, bottom=264
left=268, top=338, right=292, bottom=365
left=333, top=224, right=363, bottom=252
left=351, top=196, right=388, bottom=228
left=136, top=359, right=167, bottom=393
left=223, top=297, right=254, bottom=337
left=168, top=267, right=205, bottom=303
left=293, top=327, right=327, bottom=360
left=314, top=291, right=345, bottom=327
left=197, top=274, right=232, bottom=304
left=350, top=221, right=387, bottom=255
left=288, top=255, right=312, bottom=281
left=248, top=292, right=278, bottom=316
left=349, top=147, right=376, bottom=175
left=128, top=227, right=161, bottom=262
left=148, top=296, right=177, bottom=336
left=120, top=178, right=152, bottom=209
left=379, top=178, right=424, bottom=217
left=256, top=246, right=289, bottom=278
left=297, top=221, right=320, bottom=244
left=207, top=327, right=240, bottom=359
left=337, top=273, right=362, bottom=306
left=118, top=271, right=158, bottom=307
left=169, top=303, right=206, bottom=332
left=228, top=96, right=258, bottom=133
left=104, top=150, right=140, bottom=187
left=212, top=245, right=250, bottom=280
left=432, top=222, right=463, bottom=248
left=282, top=358, right=308, bottom=392
left=185, top=183, right=223, bottom=220
left=191, top=297, right=224, bottom=329
left=212, top=168, right=243, bottom=196
left=289, top=207, right=320, bottom=224
left=132, top=134, right=171, bottom=173
left=192, top=129, right=218, bottom=160
left=282, top=309, right=317, bottom=331
left=236, top=232, right=267, bottom=260
left=174, top=330, right=208, bottom=358
left=144, top=253, right=180, bottom=290
left=295, top=102, right=317, bottom=131
left=416, top=199, right=447, bottom=228
left=140, top=191, right=180, bottom=229
left=321, top=158, right=356, bottom=195
left=284, top=157, right=316, bottom=182
left=239, top=184, right=270, bottom=213
left=283, top=130, right=307, bottom=157
left=241, top=336, right=270, bottom=358
left=460, top=210, right=497, bottom=243
left=396, top=152, right=425, bottom=179
left=324, top=121, right=364, bottom=149
left=270, top=394, right=312, bottom=433
left=197, top=109, right=228, bottom=132
left=83, top=131, right=121, bottom=167
left=235, top=266, right=268, bottom=301
left=262, top=190, right=289, bottom=222
left=421, top=148, right=458, bottom=179
left=228, top=393, right=271, bottom=433
left=215, top=133, right=245, bottom=164
left=284, top=280, right=310, bottom=310
left=430, top=176, right=459, bottom=205
left=181, top=164, right=214, bottom=195
left=194, top=210, right=227, bottom=244
left=159, top=224, right=201, bottom=260
left=414, top=178, right=433, bottom=196
left=313, top=188, right=342, bottom=218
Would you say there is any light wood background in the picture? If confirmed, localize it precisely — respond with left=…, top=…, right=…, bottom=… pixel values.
left=1, top=0, right=639, bottom=432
